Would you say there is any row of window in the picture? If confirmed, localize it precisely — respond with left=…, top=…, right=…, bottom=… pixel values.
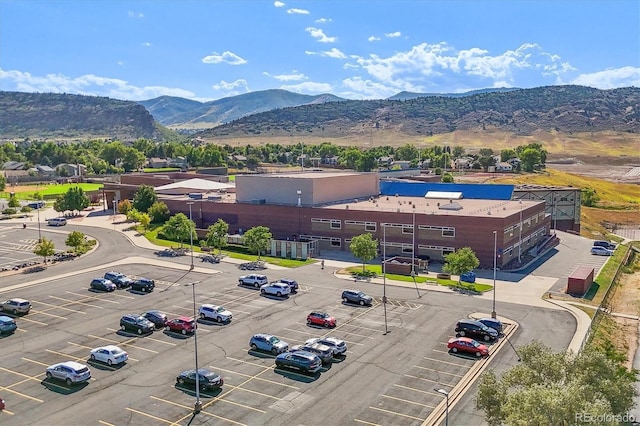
left=313, top=218, right=456, bottom=237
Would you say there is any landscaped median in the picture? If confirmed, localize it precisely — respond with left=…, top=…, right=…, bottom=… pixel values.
left=338, top=265, right=494, bottom=293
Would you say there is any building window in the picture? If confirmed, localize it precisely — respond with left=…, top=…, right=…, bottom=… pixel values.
left=442, top=228, right=454, bottom=237
left=442, top=248, right=454, bottom=256
left=331, top=238, right=341, bottom=247
left=365, top=222, right=376, bottom=232
left=402, top=225, right=413, bottom=234
left=330, top=220, right=341, bottom=229
left=402, top=246, right=413, bottom=254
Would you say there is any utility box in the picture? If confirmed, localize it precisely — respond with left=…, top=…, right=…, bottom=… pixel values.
left=460, top=271, right=477, bottom=283
left=567, top=266, right=594, bottom=296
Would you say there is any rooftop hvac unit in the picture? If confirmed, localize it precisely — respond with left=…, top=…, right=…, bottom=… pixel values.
left=208, top=195, right=222, bottom=201
left=188, top=193, right=203, bottom=199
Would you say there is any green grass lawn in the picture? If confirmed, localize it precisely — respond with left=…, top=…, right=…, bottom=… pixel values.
left=1, top=183, right=103, bottom=200
left=140, top=224, right=314, bottom=268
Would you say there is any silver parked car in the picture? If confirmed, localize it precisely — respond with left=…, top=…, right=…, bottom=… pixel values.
left=46, top=361, right=91, bottom=385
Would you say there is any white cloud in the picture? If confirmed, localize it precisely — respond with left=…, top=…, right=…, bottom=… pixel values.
left=263, top=71, right=307, bottom=82
left=201, top=51, right=247, bottom=65
left=385, top=32, right=401, bottom=38
left=321, top=48, right=347, bottom=59
left=274, top=1, right=285, bottom=7
left=127, top=11, right=144, bottom=18
left=340, top=77, right=399, bottom=99
left=0, top=68, right=197, bottom=101
left=305, top=27, right=337, bottom=43
left=211, top=79, right=250, bottom=96
left=117, top=61, right=124, bottom=66
left=571, top=66, right=640, bottom=89
left=368, top=35, right=381, bottom=42
left=143, top=42, right=151, bottom=47
left=315, top=18, right=332, bottom=24
left=287, top=8, right=309, bottom=14
left=280, top=81, right=333, bottom=94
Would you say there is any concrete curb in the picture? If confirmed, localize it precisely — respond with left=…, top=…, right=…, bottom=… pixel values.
left=545, top=299, right=593, bottom=354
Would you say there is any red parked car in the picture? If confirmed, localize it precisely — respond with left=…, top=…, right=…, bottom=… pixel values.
left=164, top=316, right=196, bottom=335
left=306, top=311, right=336, bottom=328
left=447, top=337, right=489, bottom=357
left=0, top=396, right=5, bottom=410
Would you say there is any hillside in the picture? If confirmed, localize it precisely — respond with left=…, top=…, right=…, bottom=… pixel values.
left=196, top=86, right=640, bottom=140
left=0, top=91, right=163, bottom=140
left=140, top=89, right=347, bottom=128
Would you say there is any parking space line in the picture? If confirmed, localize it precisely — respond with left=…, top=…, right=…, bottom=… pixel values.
left=211, top=366, right=299, bottom=389
left=329, top=329, right=375, bottom=339
left=354, top=419, right=381, bottom=426
left=141, top=335, right=178, bottom=346
left=22, top=357, right=50, bottom=367
left=226, top=356, right=272, bottom=368
left=412, top=366, right=464, bottom=377
left=11, top=316, right=48, bottom=326
left=394, top=383, right=442, bottom=396
left=66, top=291, right=120, bottom=304
left=381, top=394, right=435, bottom=408
left=106, top=292, right=136, bottom=300
left=282, top=327, right=366, bottom=346
left=46, top=349, right=88, bottom=362
left=0, top=384, right=44, bottom=403
left=99, top=420, right=116, bottom=426
left=33, top=300, right=86, bottom=314
left=49, top=295, right=103, bottom=310
left=404, top=374, right=456, bottom=387
left=149, top=396, right=248, bottom=426
left=29, top=310, right=68, bottom=320
left=368, top=406, right=424, bottom=421
left=338, top=322, right=384, bottom=333
left=226, top=383, right=282, bottom=400
left=432, top=349, right=450, bottom=355
left=125, top=408, right=173, bottom=424
left=89, top=334, right=159, bottom=354
left=1, top=409, right=14, bottom=415
left=423, top=356, right=470, bottom=367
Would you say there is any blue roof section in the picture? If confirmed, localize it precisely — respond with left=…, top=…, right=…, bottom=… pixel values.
left=379, top=181, right=515, bottom=200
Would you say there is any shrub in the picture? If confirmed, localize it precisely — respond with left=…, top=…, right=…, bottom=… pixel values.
left=2, top=208, right=17, bottom=215
left=21, top=206, right=33, bottom=213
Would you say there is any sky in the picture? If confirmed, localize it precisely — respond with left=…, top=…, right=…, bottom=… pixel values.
left=0, top=0, right=638, bottom=102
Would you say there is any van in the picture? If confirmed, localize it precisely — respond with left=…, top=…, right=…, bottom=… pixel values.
left=27, top=201, right=45, bottom=209
left=593, top=240, right=616, bottom=250
left=47, top=217, right=67, bottom=226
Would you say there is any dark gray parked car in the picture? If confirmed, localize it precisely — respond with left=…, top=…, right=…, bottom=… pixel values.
left=455, top=319, right=499, bottom=342
left=341, top=289, right=373, bottom=306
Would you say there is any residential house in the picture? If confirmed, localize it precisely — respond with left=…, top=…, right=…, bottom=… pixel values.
left=496, top=162, right=513, bottom=172
left=148, top=157, right=169, bottom=168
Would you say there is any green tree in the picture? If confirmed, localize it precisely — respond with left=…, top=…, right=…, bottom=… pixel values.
left=349, top=233, right=378, bottom=273
left=132, top=185, right=158, bottom=213
left=356, top=152, right=378, bottom=172
left=519, top=147, right=541, bottom=172
left=341, top=148, right=363, bottom=170
left=65, top=231, right=85, bottom=254
left=63, top=187, right=90, bottom=214
left=8, top=193, right=20, bottom=208
left=126, top=208, right=142, bottom=223
left=121, top=147, right=146, bottom=172
left=206, top=219, right=229, bottom=255
left=0, top=174, right=5, bottom=191
left=53, top=195, right=67, bottom=214
left=395, top=144, right=419, bottom=161
left=500, top=148, right=518, bottom=162
left=148, top=201, right=170, bottom=223
left=138, top=212, right=151, bottom=234
left=34, top=238, right=55, bottom=263
left=442, top=247, right=479, bottom=280
left=242, top=226, right=272, bottom=260
left=163, top=213, right=195, bottom=248
left=118, top=199, right=133, bottom=215
left=476, top=341, right=637, bottom=426
left=581, top=187, right=600, bottom=207
left=441, top=172, right=454, bottom=183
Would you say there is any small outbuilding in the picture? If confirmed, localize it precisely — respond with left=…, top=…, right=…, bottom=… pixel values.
left=566, top=266, right=595, bottom=296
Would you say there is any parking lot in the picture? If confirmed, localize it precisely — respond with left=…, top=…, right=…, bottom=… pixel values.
left=0, top=255, right=540, bottom=426
left=0, top=224, right=71, bottom=272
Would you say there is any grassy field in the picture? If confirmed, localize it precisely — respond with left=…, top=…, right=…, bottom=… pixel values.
left=1, top=183, right=103, bottom=200
left=491, top=168, right=640, bottom=238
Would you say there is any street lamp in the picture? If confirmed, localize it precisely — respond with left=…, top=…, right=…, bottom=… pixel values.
left=382, top=223, right=388, bottom=335
left=184, top=281, right=202, bottom=413
left=492, top=230, right=497, bottom=319
left=434, top=388, right=449, bottom=426
left=36, top=202, right=42, bottom=242
left=187, top=202, right=195, bottom=270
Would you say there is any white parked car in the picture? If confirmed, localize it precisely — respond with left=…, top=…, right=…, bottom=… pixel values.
left=198, top=304, right=233, bottom=323
left=260, top=281, right=291, bottom=297
left=90, top=345, right=128, bottom=365
left=306, top=337, right=347, bottom=356
left=46, top=361, right=91, bottom=385
left=239, top=274, right=268, bottom=288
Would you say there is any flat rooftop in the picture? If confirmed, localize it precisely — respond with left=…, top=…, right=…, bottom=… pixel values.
left=323, top=196, right=541, bottom=218
left=239, top=171, right=364, bottom=179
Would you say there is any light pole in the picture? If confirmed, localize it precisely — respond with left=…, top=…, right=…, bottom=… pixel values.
left=382, top=223, right=388, bottom=335
left=187, top=202, right=195, bottom=270
left=492, top=230, right=497, bottom=319
left=411, top=211, right=416, bottom=276
left=185, top=281, right=202, bottom=413
left=435, top=388, right=449, bottom=426
left=36, top=202, right=42, bottom=242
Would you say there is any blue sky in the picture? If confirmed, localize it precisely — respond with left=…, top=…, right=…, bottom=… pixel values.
left=1, top=0, right=638, bottom=102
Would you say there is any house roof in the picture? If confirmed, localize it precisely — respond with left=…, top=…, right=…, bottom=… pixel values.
left=2, top=161, right=26, bottom=170
left=155, top=178, right=235, bottom=192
